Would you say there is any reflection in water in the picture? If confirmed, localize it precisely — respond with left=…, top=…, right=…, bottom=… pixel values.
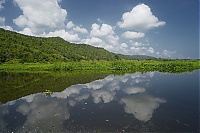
left=0, top=94, right=70, bottom=132
left=52, top=84, right=82, bottom=99
left=0, top=71, right=199, bottom=132
left=121, top=94, right=166, bottom=122
left=0, top=72, right=166, bottom=132
left=92, top=90, right=115, bottom=104
left=17, top=95, right=70, bottom=132
left=0, top=72, right=110, bottom=103
left=123, top=86, right=145, bottom=94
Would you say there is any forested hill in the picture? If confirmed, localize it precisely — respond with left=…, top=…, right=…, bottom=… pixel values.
left=0, top=28, right=155, bottom=63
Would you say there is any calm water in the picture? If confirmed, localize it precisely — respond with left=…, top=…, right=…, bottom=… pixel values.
left=0, top=70, right=199, bottom=132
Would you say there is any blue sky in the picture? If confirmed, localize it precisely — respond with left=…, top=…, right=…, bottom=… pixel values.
left=0, top=0, right=199, bottom=59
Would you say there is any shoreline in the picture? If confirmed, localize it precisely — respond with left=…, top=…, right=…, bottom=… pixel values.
left=0, top=60, right=199, bottom=73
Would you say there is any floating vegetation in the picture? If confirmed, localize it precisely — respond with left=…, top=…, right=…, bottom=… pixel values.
left=44, top=89, right=52, bottom=95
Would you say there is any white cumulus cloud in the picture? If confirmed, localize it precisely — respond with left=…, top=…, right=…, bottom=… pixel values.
left=90, top=23, right=114, bottom=37
left=80, top=23, right=119, bottom=50
left=13, top=0, right=67, bottom=34
left=73, top=26, right=88, bottom=34
left=121, top=43, right=128, bottom=48
left=19, top=27, right=35, bottom=36
left=106, top=35, right=119, bottom=45
left=118, top=3, right=166, bottom=31
left=81, top=37, right=104, bottom=47
left=45, top=30, right=80, bottom=42
left=66, top=21, right=75, bottom=29
left=122, top=31, right=145, bottom=39
left=147, top=47, right=154, bottom=54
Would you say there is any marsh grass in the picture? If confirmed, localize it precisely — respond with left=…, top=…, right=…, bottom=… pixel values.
left=0, top=60, right=199, bottom=73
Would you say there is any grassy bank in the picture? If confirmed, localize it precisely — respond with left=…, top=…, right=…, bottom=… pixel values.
left=0, top=60, right=199, bottom=73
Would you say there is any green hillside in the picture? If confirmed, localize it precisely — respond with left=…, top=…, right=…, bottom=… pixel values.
left=116, top=54, right=156, bottom=60
left=0, top=28, right=155, bottom=63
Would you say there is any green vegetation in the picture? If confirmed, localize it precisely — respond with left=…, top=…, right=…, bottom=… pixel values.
left=0, top=28, right=154, bottom=63
left=1, top=28, right=199, bottom=104
left=0, top=60, right=199, bottom=103
left=0, top=60, right=199, bottom=73
left=0, top=28, right=199, bottom=73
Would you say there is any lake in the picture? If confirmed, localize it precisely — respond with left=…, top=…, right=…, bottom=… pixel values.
left=0, top=70, right=199, bottom=132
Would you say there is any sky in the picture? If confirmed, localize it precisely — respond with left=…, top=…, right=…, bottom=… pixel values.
left=0, top=0, right=199, bottom=59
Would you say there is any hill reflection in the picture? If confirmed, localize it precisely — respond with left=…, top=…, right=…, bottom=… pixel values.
left=0, top=72, right=169, bottom=132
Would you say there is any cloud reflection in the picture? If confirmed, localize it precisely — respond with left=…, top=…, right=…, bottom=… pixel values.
left=123, top=86, right=145, bottom=94
left=92, top=90, right=115, bottom=103
left=0, top=94, right=70, bottom=132
left=121, top=94, right=166, bottom=122
left=51, top=84, right=82, bottom=99
left=17, top=94, right=70, bottom=132
left=0, top=72, right=167, bottom=132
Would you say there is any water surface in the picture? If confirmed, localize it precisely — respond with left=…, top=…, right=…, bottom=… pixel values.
left=0, top=70, right=199, bottom=132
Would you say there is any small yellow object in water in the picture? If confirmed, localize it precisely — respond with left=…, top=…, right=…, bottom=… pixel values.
left=45, top=89, right=52, bottom=95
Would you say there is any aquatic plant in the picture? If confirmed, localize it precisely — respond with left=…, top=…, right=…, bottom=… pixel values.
left=44, top=89, right=52, bottom=95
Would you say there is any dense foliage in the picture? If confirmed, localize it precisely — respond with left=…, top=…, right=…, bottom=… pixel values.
left=0, top=28, right=155, bottom=63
